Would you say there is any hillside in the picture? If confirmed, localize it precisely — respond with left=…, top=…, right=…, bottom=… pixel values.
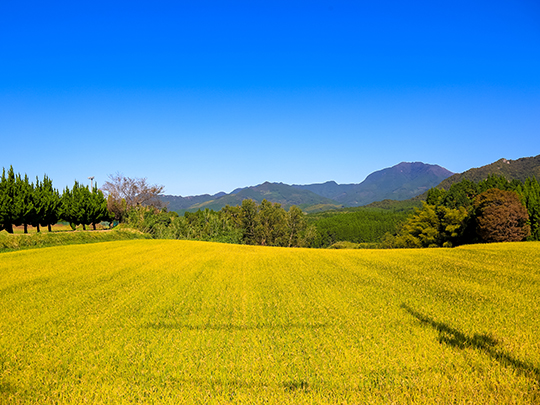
left=295, top=162, right=453, bottom=206
left=291, top=180, right=357, bottom=201
left=341, top=162, right=453, bottom=205
left=190, top=181, right=341, bottom=211
left=437, top=154, right=540, bottom=190
left=161, top=192, right=225, bottom=212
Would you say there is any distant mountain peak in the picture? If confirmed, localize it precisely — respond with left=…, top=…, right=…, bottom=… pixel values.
left=161, top=161, right=455, bottom=212
left=291, top=162, right=453, bottom=206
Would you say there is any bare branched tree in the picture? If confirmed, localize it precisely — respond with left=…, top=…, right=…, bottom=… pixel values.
left=101, top=173, right=165, bottom=221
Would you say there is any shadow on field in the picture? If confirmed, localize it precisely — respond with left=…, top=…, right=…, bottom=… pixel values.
left=402, top=304, right=540, bottom=382
left=143, top=321, right=330, bottom=331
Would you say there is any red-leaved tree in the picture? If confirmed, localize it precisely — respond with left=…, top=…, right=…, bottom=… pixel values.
left=474, top=188, right=530, bottom=242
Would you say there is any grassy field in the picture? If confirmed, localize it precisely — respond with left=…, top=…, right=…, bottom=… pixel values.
left=0, top=240, right=539, bottom=404
left=0, top=227, right=150, bottom=253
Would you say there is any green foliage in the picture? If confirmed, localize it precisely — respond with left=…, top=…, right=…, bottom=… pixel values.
left=387, top=203, right=467, bottom=248
left=127, top=199, right=312, bottom=247
left=89, top=184, right=112, bottom=229
left=285, top=205, right=306, bottom=247
left=0, top=167, right=109, bottom=233
left=0, top=166, right=17, bottom=233
left=14, top=173, right=35, bottom=233
left=256, top=199, right=286, bottom=246
left=308, top=208, right=410, bottom=247
left=363, top=198, right=423, bottom=211
left=61, top=181, right=111, bottom=230
left=39, top=175, right=62, bottom=232
left=391, top=174, right=539, bottom=247
left=240, top=199, right=258, bottom=244
left=441, top=178, right=478, bottom=209
left=425, top=187, right=446, bottom=205
left=518, top=177, right=540, bottom=240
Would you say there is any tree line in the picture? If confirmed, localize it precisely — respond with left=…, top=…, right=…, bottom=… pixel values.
left=125, top=199, right=315, bottom=248
left=124, top=199, right=415, bottom=249
left=0, top=167, right=110, bottom=233
left=4, top=167, right=537, bottom=249
left=382, top=175, right=540, bottom=248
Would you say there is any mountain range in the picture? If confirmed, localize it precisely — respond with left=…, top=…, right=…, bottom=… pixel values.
left=161, top=155, right=540, bottom=213
left=161, top=161, right=454, bottom=213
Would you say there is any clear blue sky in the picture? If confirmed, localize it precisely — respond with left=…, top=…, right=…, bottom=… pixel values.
left=1, top=1, right=539, bottom=196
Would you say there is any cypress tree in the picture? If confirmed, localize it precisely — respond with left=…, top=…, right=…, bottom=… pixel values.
left=89, top=183, right=111, bottom=230
left=15, top=174, right=36, bottom=234
left=520, top=177, right=540, bottom=240
left=0, top=167, right=17, bottom=233
left=41, top=175, right=61, bottom=232
left=61, top=185, right=77, bottom=229
left=0, top=169, right=6, bottom=232
left=77, top=183, right=93, bottom=231
left=30, top=177, right=45, bottom=232
left=62, top=181, right=96, bottom=230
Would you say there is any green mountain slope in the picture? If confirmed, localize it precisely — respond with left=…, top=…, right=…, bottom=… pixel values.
left=161, top=193, right=225, bottom=212
left=292, top=181, right=356, bottom=201
left=437, top=155, right=540, bottom=190
left=190, top=182, right=342, bottom=211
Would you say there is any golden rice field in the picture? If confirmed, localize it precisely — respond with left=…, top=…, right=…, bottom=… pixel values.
left=0, top=240, right=539, bottom=404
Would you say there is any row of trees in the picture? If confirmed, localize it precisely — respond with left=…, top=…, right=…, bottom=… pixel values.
left=4, top=167, right=537, bottom=249
left=0, top=167, right=110, bottom=233
left=383, top=175, right=540, bottom=248
left=126, top=199, right=315, bottom=248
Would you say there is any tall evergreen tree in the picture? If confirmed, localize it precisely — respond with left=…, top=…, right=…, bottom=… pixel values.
left=519, top=177, right=540, bottom=240
left=478, top=174, right=512, bottom=193
left=14, top=174, right=36, bottom=234
left=61, top=184, right=78, bottom=229
left=30, top=177, right=45, bottom=232
left=0, top=167, right=17, bottom=233
left=0, top=168, right=7, bottom=232
left=40, top=175, right=61, bottom=232
left=62, top=181, right=108, bottom=231
left=76, top=183, right=93, bottom=230
left=89, top=183, right=111, bottom=230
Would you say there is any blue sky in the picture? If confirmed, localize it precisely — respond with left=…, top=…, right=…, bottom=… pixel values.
left=1, top=1, right=539, bottom=196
